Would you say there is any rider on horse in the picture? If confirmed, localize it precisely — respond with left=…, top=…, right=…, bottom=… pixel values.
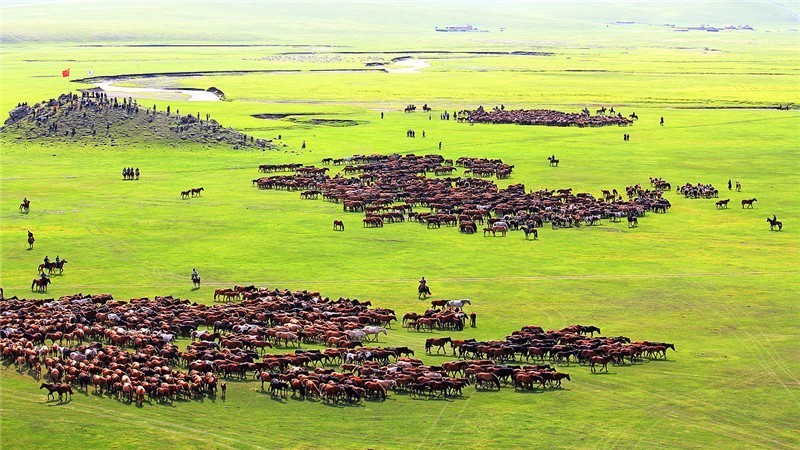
left=40, top=271, right=49, bottom=282
left=55, top=256, right=60, bottom=265
left=44, top=256, right=50, bottom=266
left=419, top=277, right=431, bottom=296
left=192, top=268, right=199, bottom=279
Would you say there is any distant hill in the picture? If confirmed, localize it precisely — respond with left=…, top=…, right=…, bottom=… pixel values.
left=1, top=1, right=797, bottom=43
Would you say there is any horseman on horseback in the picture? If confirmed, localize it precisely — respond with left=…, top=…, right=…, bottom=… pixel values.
left=418, top=277, right=432, bottom=299
left=192, top=269, right=201, bottom=288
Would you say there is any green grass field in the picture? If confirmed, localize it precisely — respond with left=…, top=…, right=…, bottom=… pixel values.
left=1, top=2, right=799, bottom=449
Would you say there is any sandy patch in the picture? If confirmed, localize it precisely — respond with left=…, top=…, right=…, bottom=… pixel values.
left=95, top=82, right=220, bottom=102
left=385, top=58, right=431, bottom=74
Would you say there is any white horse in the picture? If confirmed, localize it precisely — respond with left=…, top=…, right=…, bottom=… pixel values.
left=447, top=299, right=471, bottom=309
left=345, top=329, right=366, bottom=342
left=362, top=326, right=388, bottom=341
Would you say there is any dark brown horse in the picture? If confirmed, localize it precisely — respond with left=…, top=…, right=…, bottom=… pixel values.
left=40, top=383, right=73, bottom=401
left=522, top=225, right=538, bottom=240
left=715, top=199, right=730, bottom=209
left=27, top=233, right=35, bottom=250
left=418, top=284, right=431, bottom=299
left=425, top=337, right=452, bottom=354
left=333, top=220, right=344, bottom=231
left=767, top=217, right=782, bottom=231
left=741, top=198, right=757, bottom=208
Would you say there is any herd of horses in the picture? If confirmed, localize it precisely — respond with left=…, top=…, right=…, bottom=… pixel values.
left=1, top=285, right=673, bottom=407
left=254, top=153, right=672, bottom=239
left=456, top=106, right=634, bottom=127
left=443, top=323, right=676, bottom=375
left=402, top=299, right=474, bottom=331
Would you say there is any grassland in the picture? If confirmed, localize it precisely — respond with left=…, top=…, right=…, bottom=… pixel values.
left=1, top=1, right=799, bottom=449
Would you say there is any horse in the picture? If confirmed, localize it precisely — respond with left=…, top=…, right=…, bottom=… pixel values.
left=27, top=234, right=35, bottom=250
left=333, top=220, right=345, bottom=231
left=767, top=217, right=783, bottom=231
left=474, top=372, right=501, bottom=390
left=447, top=299, right=471, bottom=310
left=425, top=337, right=452, bottom=354
left=522, top=225, right=538, bottom=240
left=579, top=325, right=601, bottom=336
left=430, top=299, right=448, bottom=309
left=547, top=156, right=559, bottom=167
left=181, top=190, right=191, bottom=199
left=192, top=274, right=201, bottom=289
left=191, top=187, right=204, bottom=197
left=31, top=277, right=51, bottom=292
left=362, top=326, right=388, bottom=341
left=715, top=199, right=730, bottom=209
left=627, top=215, right=638, bottom=228
left=19, top=200, right=30, bottom=213
left=590, top=355, right=615, bottom=373
left=491, top=223, right=508, bottom=237
left=741, top=198, right=757, bottom=208
left=418, top=284, right=431, bottom=299
left=39, top=259, right=68, bottom=275
left=40, top=383, right=73, bottom=401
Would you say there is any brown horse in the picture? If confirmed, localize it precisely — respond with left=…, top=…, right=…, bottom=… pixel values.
left=590, top=356, right=615, bottom=373
left=40, top=383, right=73, bottom=401
left=474, top=372, right=501, bottom=390
left=333, top=220, right=345, bottom=231
left=181, top=190, right=191, bottom=199
left=741, top=198, right=757, bottom=208
left=191, top=187, right=204, bottom=197
left=27, top=234, right=35, bottom=250
left=430, top=299, right=448, bottom=309
left=425, top=337, right=452, bottom=354
left=715, top=199, right=730, bottom=209
left=31, top=277, right=50, bottom=292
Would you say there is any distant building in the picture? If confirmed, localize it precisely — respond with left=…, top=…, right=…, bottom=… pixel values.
left=435, top=24, right=485, bottom=32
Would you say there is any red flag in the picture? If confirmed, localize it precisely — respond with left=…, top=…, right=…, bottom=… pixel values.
left=62, top=68, right=70, bottom=78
